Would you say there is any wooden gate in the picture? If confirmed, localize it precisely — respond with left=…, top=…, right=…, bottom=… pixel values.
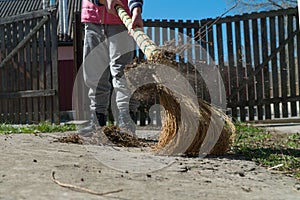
left=0, top=8, right=59, bottom=124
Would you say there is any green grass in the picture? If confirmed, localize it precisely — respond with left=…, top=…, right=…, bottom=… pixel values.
left=0, top=122, right=77, bottom=134
left=233, top=123, right=300, bottom=179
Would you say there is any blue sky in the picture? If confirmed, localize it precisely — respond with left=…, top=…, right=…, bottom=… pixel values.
left=142, top=0, right=234, bottom=21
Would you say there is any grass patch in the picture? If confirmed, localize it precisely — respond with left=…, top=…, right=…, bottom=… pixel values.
left=233, top=123, right=300, bottom=179
left=0, top=122, right=77, bottom=134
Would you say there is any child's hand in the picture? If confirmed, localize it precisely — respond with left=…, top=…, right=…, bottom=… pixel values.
left=131, top=7, right=143, bottom=30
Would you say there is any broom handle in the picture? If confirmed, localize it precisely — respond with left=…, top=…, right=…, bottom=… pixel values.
left=115, top=5, right=159, bottom=60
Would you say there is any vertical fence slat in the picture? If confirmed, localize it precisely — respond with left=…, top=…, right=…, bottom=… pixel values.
left=194, top=21, right=202, bottom=98
left=270, top=16, right=280, bottom=118
left=45, top=16, right=52, bottom=121
left=25, top=20, right=32, bottom=123
left=186, top=20, right=192, bottom=87
left=18, top=20, right=27, bottom=124
left=39, top=21, right=45, bottom=121
left=31, top=18, right=39, bottom=123
left=235, top=20, right=246, bottom=121
left=6, top=24, right=12, bottom=122
left=0, top=25, right=4, bottom=123
left=12, top=22, right=20, bottom=123
left=288, top=14, right=297, bottom=116
left=252, top=19, right=264, bottom=120
left=226, top=21, right=238, bottom=118
left=243, top=20, right=255, bottom=121
left=200, top=19, right=210, bottom=102
left=261, top=17, right=271, bottom=119
left=297, top=14, right=300, bottom=115
left=50, top=10, right=60, bottom=124
left=278, top=15, right=289, bottom=117
left=216, top=23, right=227, bottom=105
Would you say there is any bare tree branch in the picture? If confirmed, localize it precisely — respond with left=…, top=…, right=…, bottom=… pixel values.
left=226, top=0, right=297, bottom=13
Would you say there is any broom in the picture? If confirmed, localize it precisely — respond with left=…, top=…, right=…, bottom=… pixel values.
left=115, top=5, right=236, bottom=156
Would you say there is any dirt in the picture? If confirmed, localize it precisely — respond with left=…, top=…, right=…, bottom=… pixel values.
left=0, top=131, right=299, bottom=200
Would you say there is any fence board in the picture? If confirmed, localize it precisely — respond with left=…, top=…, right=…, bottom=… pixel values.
left=45, top=17, right=52, bottom=121
left=18, top=20, right=26, bottom=124
left=297, top=15, right=300, bottom=113
left=270, top=16, right=280, bottom=118
left=243, top=20, right=255, bottom=120
left=235, top=20, right=246, bottom=121
left=0, top=24, right=6, bottom=122
left=288, top=14, right=297, bottom=116
left=39, top=22, right=45, bottom=121
left=278, top=15, right=289, bottom=117
left=200, top=19, right=210, bottom=102
left=31, top=18, right=39, bottom=123
left=6, top=24, right=13, bottom=122
left=51, top=11, right=60, bottom=123
left=12, top=22, right=20, bottom=123
left=252, top=19, right=264, bottom=120
left=24, top=19, right=32, bottom=123
left=226, top=21, right=238, bottom=118
left=261, top=17, right=271, bottom=119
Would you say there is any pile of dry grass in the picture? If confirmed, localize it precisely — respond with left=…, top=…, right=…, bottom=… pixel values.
left=125, top=50, right=236, bottom=156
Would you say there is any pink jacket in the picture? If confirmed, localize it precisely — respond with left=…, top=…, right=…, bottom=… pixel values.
left=81, top=0, right=131, bottom=24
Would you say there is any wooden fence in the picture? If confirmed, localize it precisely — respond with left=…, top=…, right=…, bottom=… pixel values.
left=74, top=7, right=300, bottom=123
left=0, top=8, right=60, bottom=124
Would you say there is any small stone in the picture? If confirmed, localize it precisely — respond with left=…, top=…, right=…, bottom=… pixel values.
left=146, top=174, right=151, bottom=178
left=33, top=159, right=37, bottom=163
left=81, top=178, right=84, bottom=182
left=241, top=186, right=252, bottom=192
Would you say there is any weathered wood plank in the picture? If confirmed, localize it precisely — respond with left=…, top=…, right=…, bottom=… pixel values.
left=50, top=11, right=60, bottom=124
left=270, top=16, right=280, bottom=118
left=193, top=21, right=202, bottom=98
left=0, top=89, right=56, bottom=98
left=226, top=21, right=238, bottom=118
left=45, top=16, right=52, bottom=121
left=235, top=20, right=246, bottom=121
left=6, top=23, right=13, bottom=122
left=31, top=18, right=39, bottom=123
left=278, top=15, right=288, bottom=117
left=243, top=19, right=255, bottom=121
left=297, top=14, right=300, bottom=115
left=12, top=22, right=20, bottom=123
left=0, top=24, right=4, bottom=123
left=287, top=14, right=297, bottom=116
left=200, top=19, right=210, bottom=102
left=186, top=20, right=193, bottom=88
left=261, top=17, right=271, bottom=119
left=18, top=20, right=27, bottom=124
left=39, top=23, right=45, bottom=121
left=216, top=23, right=227, bottom=105
left=0, top=9, right=50, bottom=25
left=25, top=20, right=33, bottom=123
left=252, top=18, right=263, bottom=120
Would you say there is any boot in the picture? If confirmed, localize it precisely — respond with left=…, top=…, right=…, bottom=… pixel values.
left=118, top=111, right=136, bottom=137
left=77, top=111, right=106, bottom=137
